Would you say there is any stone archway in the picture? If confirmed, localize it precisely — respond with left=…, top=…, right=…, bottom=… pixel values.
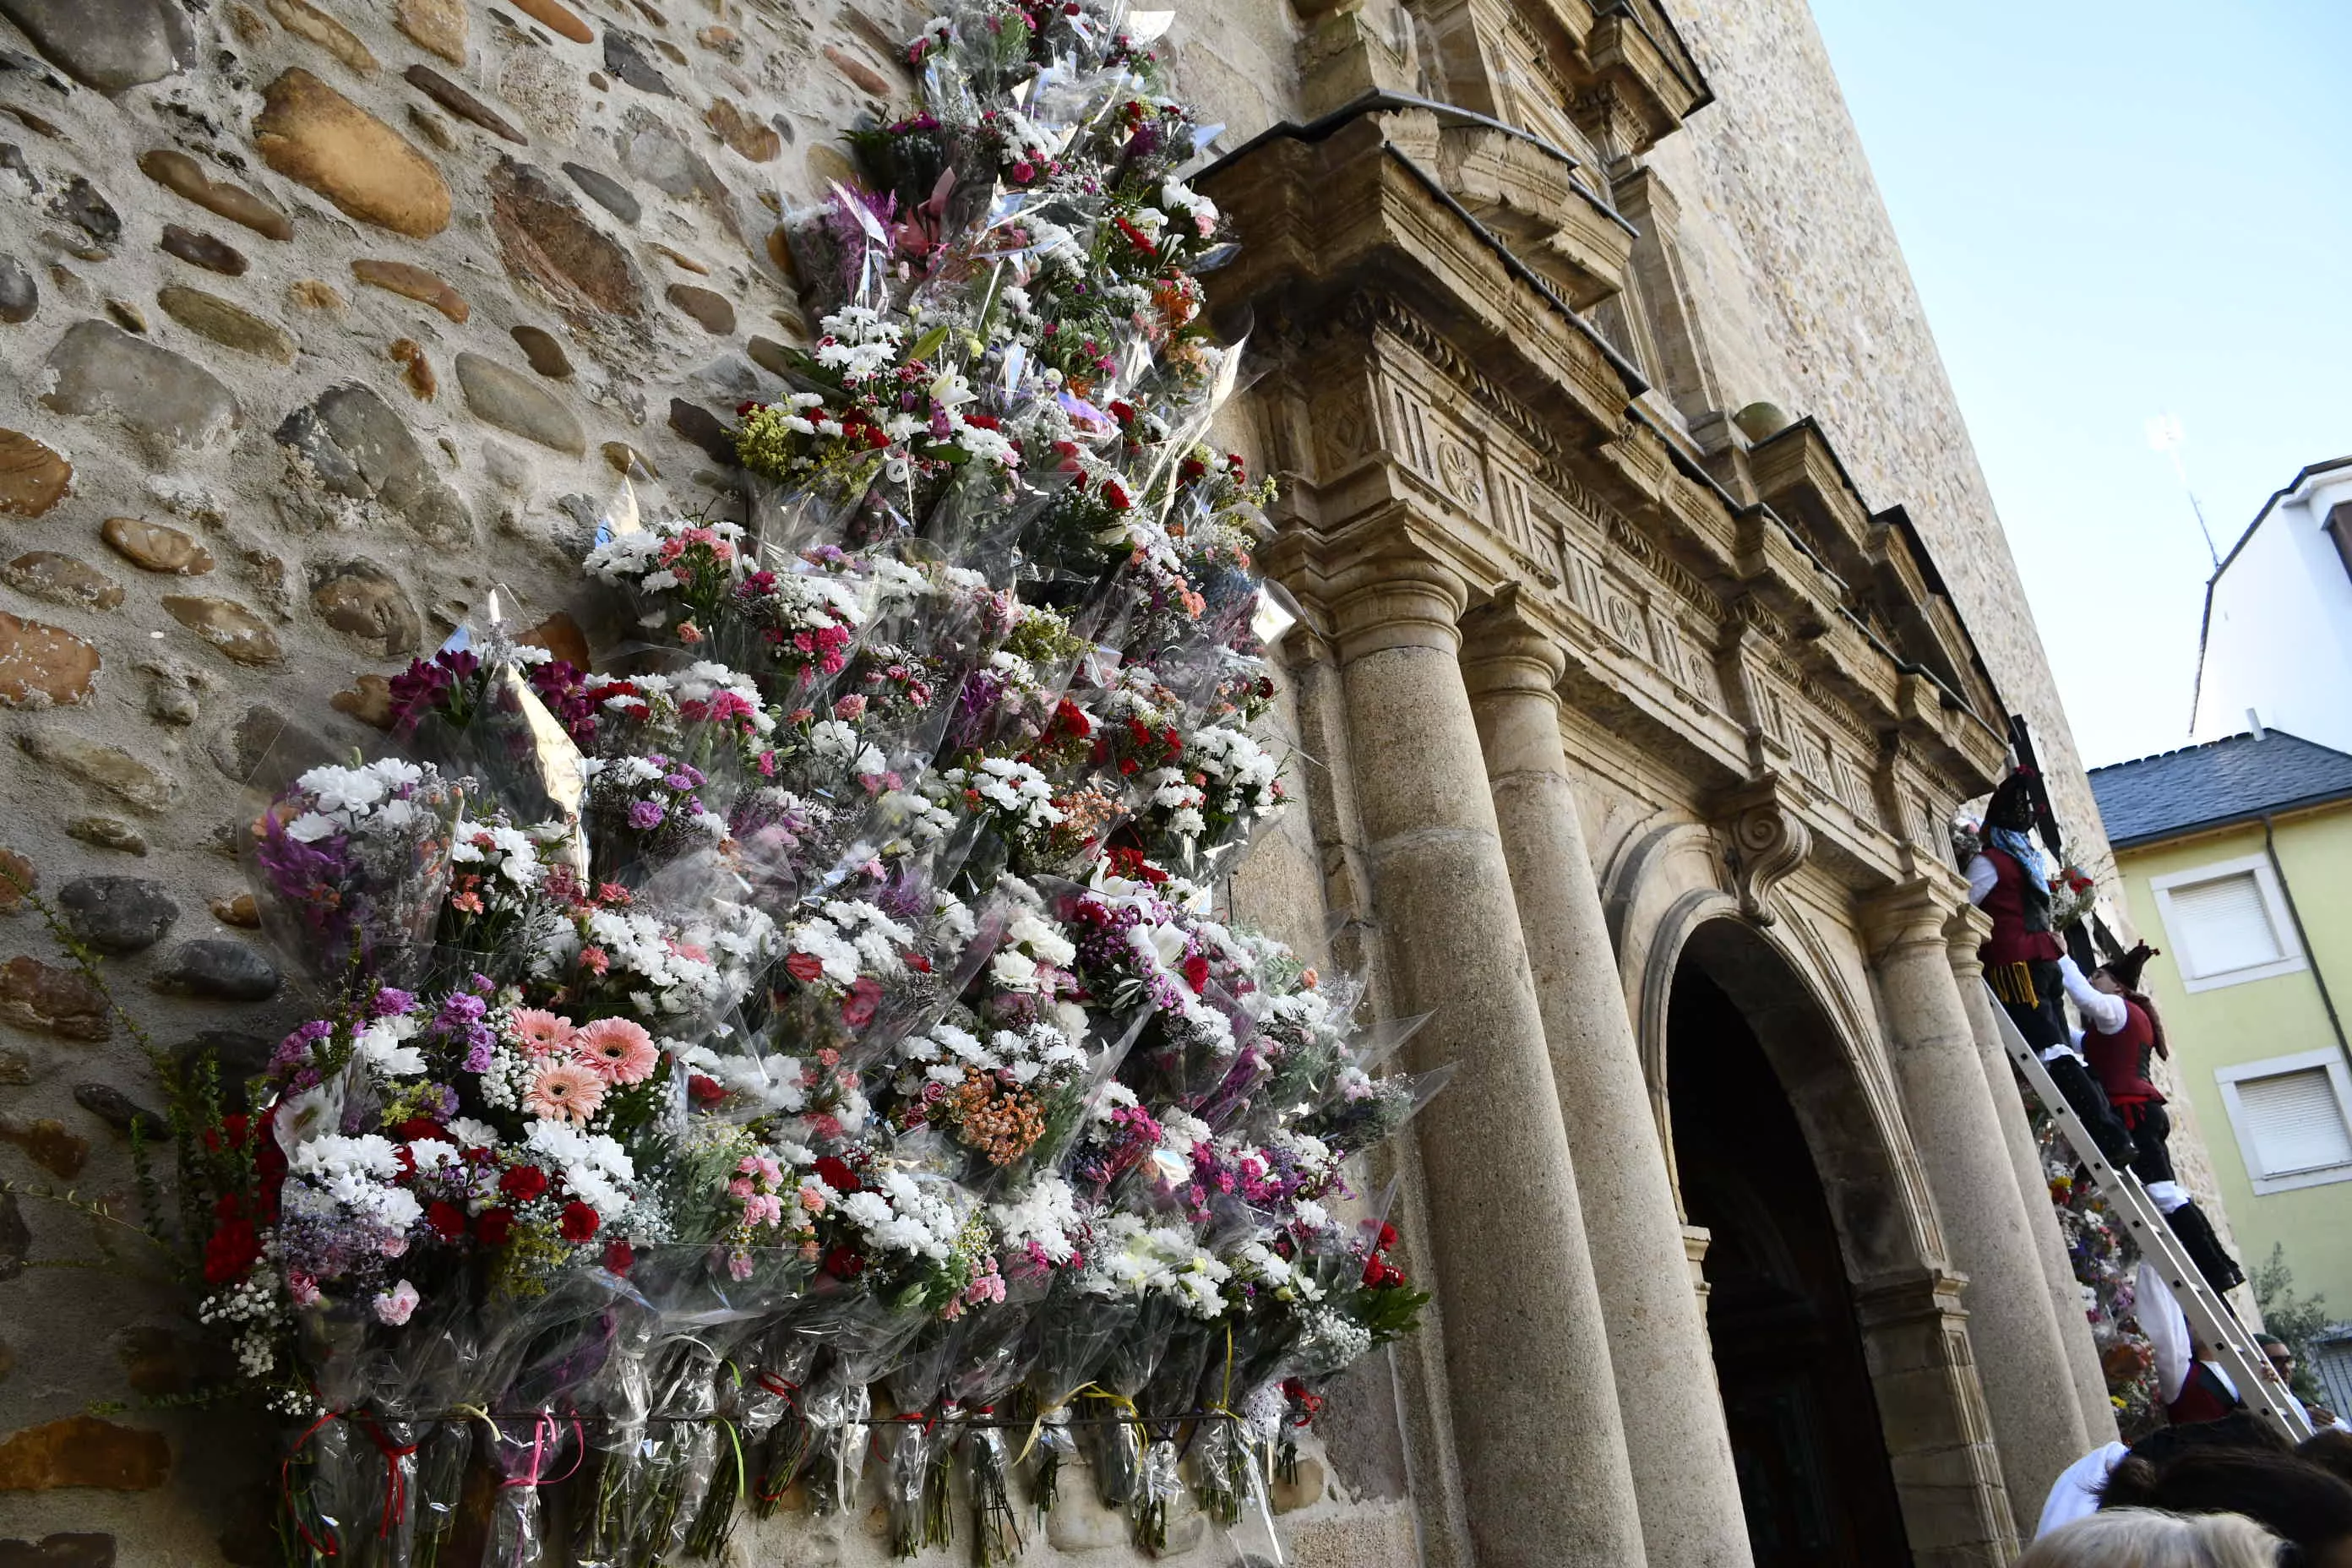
left=1670, top=940, right=1913, bottom=1566
left=1644, top=911, right=2015, bottom=1568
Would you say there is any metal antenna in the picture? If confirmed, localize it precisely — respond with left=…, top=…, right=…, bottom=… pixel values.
left=2146, top=414, right=2222, bottom=569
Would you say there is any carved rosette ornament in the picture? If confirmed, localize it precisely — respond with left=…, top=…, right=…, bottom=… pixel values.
left=1717, top=774, right=1813, bottom=926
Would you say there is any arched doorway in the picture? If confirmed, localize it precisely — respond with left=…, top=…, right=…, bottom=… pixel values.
left=1669, top=928, right=1914, bottom=1568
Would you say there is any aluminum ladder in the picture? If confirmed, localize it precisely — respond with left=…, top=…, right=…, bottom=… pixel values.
left=1986, top=983, right=2312, bottom=1442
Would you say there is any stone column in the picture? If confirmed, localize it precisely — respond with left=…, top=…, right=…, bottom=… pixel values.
left=1869, top=880, right=2092, bottom=1533
left=1465, top=617, right=1755, bottom=1568
left=1947, top=906, right=2121, bottom=1447
left=1333, top=555, right=1649, bottom=1568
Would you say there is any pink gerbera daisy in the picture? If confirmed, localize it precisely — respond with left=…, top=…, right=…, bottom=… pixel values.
left=574, top=1017, right=659, bottom=1085
left=526, top=1061, right=606, bottom=1124
left=509, top=1007, right=577, bottom=1057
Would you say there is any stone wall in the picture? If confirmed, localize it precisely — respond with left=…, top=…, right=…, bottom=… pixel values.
left=1652, top=0, right=2115, bottom=874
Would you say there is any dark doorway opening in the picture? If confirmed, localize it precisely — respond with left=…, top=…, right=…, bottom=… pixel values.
left=1670, top=957, right=1914, bottom=1568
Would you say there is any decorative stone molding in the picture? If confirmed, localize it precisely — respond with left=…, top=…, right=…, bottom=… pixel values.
left=1943, top=902, right=1994, bottom=982
left=1864, top=874, right=1971, bottom=959
left=1712, top=772, right=1812, bottom=926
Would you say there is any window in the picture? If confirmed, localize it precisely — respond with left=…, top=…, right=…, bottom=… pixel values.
left=2149, top=855, right=2308, bottom=992
left=2217, top=1049, right=2352, bottom=1195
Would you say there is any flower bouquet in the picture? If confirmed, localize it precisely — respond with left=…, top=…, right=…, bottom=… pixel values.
left=106, top=3, right=1463, bottom=1563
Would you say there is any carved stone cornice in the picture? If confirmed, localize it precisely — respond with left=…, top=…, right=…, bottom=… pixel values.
left=1435, top=122, right=1635, bottom=308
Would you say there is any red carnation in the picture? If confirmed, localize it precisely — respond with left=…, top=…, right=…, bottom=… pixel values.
left=1182, top=953, right=1211, bottom=994
left=426, top=1201, right=468, bottom=1243
left=822, top=1244, right=868, bottom=1281
left=688, top=1073, right=727, bottom=1107
left=394, top=1116, right=446, bottom=1143
left=498, top=1165, right=549, bottom=1203
left=477, top=1207, right=517, bottom=1247
left=603, top=1239, right=634, bottom=1275
left=560, top=1201, right=602, bottom=1244
left=203, top=1218, right=260, bottom=1286
left=785, top=952, right=825, bottom=983
left=1112, top=216, right=1158, bottom=257
left=1101, top=480, right=1132, bottom=511
left=841, top=977, right=883, bottom=1028
left=814, top=1156, right=861, bottom=1195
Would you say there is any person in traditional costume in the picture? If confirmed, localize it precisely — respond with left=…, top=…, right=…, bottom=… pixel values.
left=1968, top=768, right=2140, bottom=1166
left=2069, top=942, right=2245, bottom=1294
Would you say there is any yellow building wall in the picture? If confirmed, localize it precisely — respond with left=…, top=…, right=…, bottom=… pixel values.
left=2115, top=805, right=2352, bottom=1317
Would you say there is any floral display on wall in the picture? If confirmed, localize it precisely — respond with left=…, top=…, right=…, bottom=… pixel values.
left=114, top=3, right=1441, bottom=1561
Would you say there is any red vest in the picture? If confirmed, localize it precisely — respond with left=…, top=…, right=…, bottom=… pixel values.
left=1977, top=848, right=2064, bottom=966
left=2168, top=1361, right=2237, bottom=1426
left=2086, top=999, right=2163, bottom=1106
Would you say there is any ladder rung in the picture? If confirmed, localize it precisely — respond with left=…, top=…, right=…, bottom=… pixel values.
left=1983, top=983, right=2311, bottom=1444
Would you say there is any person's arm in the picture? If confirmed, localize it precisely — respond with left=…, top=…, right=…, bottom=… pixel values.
left=2061, top=956, right=2128, bottom=1036
left=1966, top=854, right=1998, bottom=907
left=2138, top=1260, right=2191, bottom=1406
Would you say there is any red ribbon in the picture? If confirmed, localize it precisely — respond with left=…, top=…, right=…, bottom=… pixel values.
left=281, top=1410, right=343, bottom=1558
left=755, top=1373, right=800, bottom=1407
left=359, top=1419, right=419, bottom=1540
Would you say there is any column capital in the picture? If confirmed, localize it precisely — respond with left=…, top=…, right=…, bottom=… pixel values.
left=1863, top=874, right=1968, bottom=960
left=1328, top=547, right=1468, bottom=663
left=1461, top=587, right=1567, bottom=700
left=1944, top=902, right=1993, bottom=979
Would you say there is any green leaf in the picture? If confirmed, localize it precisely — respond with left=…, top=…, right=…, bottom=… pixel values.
left=906, top=324, right=951, bottom=365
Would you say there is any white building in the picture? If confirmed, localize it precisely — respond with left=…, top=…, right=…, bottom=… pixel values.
left=2193, top=456, right=2352, bottom=753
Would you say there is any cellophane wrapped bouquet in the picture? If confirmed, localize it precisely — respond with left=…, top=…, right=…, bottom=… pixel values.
left=160, top=3, right=1440, bottom=1563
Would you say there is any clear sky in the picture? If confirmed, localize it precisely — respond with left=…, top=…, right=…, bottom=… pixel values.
left=1806, top=1, right=2352, bottom=768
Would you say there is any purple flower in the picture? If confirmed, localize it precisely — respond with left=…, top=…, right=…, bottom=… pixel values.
left=433, top=993, right=487, bottom=1031
left=271, top=1018, right=335, bottom=1072
left=663, top=772, right=697, bottom=792
left=462, top=1040, right=495, bottom=1074
left=629, top=799, right=666, bottom=830
left=372, top=988, right=416, bottom=1018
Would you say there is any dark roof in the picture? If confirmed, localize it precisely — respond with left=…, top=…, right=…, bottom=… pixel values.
left=2088, top=729, right=2352, bottom=848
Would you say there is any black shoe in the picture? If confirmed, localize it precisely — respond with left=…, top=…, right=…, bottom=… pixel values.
left=2167, top=1200, right=2246, bottom=1296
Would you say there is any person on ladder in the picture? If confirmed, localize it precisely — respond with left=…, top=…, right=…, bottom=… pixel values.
left=2068, top=941, right=2246, bottom=1295
left=1968, top=767, right=2140, bottom=1167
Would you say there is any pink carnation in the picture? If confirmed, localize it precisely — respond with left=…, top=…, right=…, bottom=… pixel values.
left=373, top=1279, right=421, bottom=1326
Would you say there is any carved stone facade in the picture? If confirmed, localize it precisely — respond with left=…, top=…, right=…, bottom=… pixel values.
left=0, top=0, right=2167, bottom=1562
left=1206, top=3, right=2148, bottom=1565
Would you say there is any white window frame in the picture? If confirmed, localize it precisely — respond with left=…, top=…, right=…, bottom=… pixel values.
left=2148, top=852, right=2309, bottom=992
left=2215, top=1048, right=2352, bottom=1195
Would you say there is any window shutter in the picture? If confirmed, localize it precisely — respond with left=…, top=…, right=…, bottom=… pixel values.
left=2170, top=872, right=2286, bottom=977
left=2236, top=1068, right=2352, bottom=1177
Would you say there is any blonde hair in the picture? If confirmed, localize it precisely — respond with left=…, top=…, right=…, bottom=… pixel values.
left=2020, top=1508, right=2284, bottom=1568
